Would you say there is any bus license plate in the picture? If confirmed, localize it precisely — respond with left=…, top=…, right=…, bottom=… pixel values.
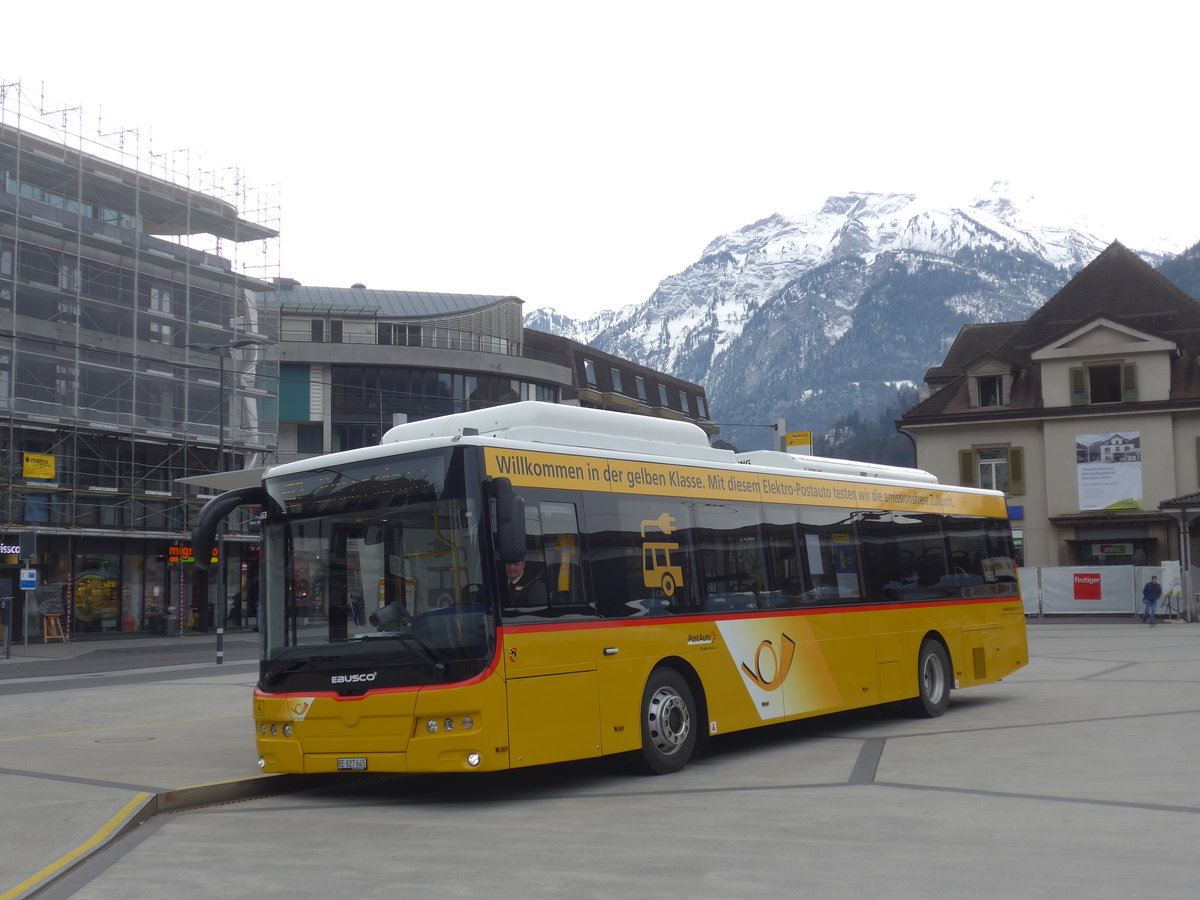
left=337, top=757, right=368, bottom=771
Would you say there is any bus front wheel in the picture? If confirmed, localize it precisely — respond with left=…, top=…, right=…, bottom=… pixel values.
left=636, top=667, right=697, bottom=774
left=906, top=638, right=951, bottom=718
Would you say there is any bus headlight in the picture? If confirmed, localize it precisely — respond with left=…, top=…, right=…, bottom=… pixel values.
left=282, top=724, right=293, bottom=738
left=467, top=753, right=481, bottom=767
left=426, top=719, right=439, bottom=734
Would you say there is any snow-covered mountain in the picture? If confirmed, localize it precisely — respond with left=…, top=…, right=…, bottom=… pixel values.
left=527, top=185, right=1181, bottom=451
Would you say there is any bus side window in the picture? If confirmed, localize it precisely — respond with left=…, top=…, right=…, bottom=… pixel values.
left=537, top=500, right=590, bottom=613
left=582, top=494, right=697, bottom=618
left=760, top=508, right=810, bottom=607
left=692, top=499, right=767, bottom=612
left=798, top=508, right=864, bottom=603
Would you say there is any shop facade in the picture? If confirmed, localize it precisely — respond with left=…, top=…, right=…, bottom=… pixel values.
left=0, top=532, right=260, bottom=642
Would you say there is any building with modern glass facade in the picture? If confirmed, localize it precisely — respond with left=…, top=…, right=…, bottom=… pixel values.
left=260, top=279, right=715, bottom=461
left=0, top=91, right=278, bottom=641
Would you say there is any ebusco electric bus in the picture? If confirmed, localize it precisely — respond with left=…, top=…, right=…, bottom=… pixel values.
left=192, top=402, right=1027, bottom=776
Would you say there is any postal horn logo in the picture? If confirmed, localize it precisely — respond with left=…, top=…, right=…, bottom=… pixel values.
left=740, top=633, right=797, bottom=691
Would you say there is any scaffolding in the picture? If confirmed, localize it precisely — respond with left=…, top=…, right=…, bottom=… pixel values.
left=0, top=78, right=281, bottom=537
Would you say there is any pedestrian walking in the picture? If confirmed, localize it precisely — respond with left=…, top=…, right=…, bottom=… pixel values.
left=1142, top=575, right=1162, bottom=626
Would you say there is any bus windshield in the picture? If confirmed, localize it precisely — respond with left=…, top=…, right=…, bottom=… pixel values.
left=259, top=447, right=493, bottom=691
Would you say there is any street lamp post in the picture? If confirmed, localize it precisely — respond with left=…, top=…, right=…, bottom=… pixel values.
left=188, top=338, right=273, bottom=663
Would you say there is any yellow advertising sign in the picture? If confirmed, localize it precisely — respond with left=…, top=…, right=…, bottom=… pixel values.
left=785, top=431, right=813, bottom=449
left=484, top=448, right=1005, bottom=517
left=23, top=452, right=56, bottom=480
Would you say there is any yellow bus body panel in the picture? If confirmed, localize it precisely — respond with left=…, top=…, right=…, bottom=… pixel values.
left=254, top=597, right=1026, bottom=774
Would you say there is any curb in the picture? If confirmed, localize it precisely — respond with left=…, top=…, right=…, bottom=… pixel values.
left=9, top=774, right=335, bottom=899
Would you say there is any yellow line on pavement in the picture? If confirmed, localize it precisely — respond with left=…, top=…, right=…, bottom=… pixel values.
left=0, top=792, right=152, bottom=900
left=0, top=714, right=246, bottom=742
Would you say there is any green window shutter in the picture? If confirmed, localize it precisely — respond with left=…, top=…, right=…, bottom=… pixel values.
left=1007, top=446, right=1025, bottom=496
left=1121, top=363, right=1138, bottom=402
left=1069, top=366, right=1087, bottom=405
left=958, top=449, right=977, bottom=487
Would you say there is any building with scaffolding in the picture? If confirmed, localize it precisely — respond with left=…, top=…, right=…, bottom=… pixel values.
left=0, top=83, right=279, bottom=641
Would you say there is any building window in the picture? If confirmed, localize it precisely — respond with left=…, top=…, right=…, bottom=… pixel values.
left=1071, top=363, right=1136, bottom=405
left=311, top=320, right=324, bottom=342
left=58, top=262, right=81, bottom=292
left=610, top=368, right=623, bottom=393
left=377, top=323, right=422, bottom=346
left=149, top=285, right=172, bottom=315
left=635, top=375, right=647, bottom=402
left=583, top=359, right=597, bottom=387
left=696, top=395, right=708, bottom=419
left=296, top=423, right=323, bottom=454
left=959, top=446, right=1025, bottom=495
left=678, top=390, right=690, bottom=414
left=329, top=320, right=343, bottom=344
left=977, top=448, right=1008, bottom=491
left=658, top=384, right=669, bottom=407
left=149, top=321, right=172, bottom=344
left=975, top=375, right=1004, bottom=407
left=55, top=364, right=77, bottom=397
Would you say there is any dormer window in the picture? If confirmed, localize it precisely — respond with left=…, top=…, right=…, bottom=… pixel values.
left=976, top=375, right=1004, bottom=407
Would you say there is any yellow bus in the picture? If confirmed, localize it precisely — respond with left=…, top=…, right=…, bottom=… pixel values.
left=193, top=402, right=1027, bottom=776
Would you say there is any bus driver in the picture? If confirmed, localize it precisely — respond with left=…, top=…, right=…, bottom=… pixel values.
left=505, top=560, right=548, bottom=609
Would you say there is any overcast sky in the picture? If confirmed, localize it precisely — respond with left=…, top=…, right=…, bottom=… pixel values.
left=5, top=1, right=1197, bottom=317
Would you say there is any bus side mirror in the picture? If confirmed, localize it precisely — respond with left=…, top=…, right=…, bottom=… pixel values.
left=493, top=477, right=526, bottom=564
left=191, top=486, right=269, bottom=570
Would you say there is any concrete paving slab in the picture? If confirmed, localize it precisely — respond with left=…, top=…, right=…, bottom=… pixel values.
left=4, top=622, right=1200, bottom=899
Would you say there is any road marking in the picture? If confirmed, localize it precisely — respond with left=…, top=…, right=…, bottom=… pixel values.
left=0, top=792, right=151, bottom=900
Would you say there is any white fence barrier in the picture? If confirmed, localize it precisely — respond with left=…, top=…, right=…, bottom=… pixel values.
left=1019, top=566, right=1181, bottom=616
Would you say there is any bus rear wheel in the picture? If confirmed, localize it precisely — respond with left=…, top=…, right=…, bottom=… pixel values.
left=906, top=638, right=951, bottom=718
left=636, top=667, right=697, bottom=774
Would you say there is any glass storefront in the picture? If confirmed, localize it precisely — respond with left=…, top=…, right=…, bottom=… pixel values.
left=1, top=534, right=260, bottom=639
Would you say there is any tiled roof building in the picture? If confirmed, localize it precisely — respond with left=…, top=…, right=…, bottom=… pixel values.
left=900, top=241, right=1200, bottom=568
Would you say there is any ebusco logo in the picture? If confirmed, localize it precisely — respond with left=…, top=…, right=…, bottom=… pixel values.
left=331, top=672, right=378, bottom=685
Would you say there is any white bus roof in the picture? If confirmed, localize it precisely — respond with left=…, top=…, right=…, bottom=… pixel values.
left=377, top=402, right=938, bottom=484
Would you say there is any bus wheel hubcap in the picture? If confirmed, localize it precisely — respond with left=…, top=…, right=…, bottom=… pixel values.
left=647, top=686, right=690, bottom=754
left=923, top=655, right=944, bottom=702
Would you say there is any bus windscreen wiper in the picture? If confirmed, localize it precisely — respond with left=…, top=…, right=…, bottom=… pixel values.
left=263, top=655, right=342, bottom=682
left=357, top=631, right=446, bottom=674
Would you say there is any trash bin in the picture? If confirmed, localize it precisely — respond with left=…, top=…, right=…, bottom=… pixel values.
left=164, top=605, right=179, bottom=636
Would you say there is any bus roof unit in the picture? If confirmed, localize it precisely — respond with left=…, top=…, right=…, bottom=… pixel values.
left=734, top=450, right=939, bottom=484
left=382, top=401, right=725, bottom=462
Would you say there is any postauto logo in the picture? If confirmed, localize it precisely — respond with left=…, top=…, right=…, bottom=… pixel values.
left=1073, top=573, right=1103, bottom=601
